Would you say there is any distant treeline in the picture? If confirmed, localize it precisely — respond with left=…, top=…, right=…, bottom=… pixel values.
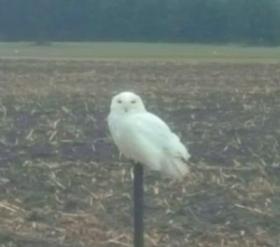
left=0, top=0, right=280, bottom=45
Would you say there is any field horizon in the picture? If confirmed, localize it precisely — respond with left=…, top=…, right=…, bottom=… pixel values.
left=0, top=42, right=280, bottom=62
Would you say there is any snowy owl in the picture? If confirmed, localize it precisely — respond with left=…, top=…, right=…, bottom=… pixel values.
left=108, top=91, right=191, bottom=179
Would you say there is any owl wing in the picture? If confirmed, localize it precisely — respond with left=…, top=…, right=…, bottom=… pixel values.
left=124, top=112, right=190, bottom=161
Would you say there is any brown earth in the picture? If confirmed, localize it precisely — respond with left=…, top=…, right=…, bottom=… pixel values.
left=0, top=59, right=279, bottom=246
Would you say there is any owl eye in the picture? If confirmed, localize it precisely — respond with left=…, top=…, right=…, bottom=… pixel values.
left=117, top=99, right=122, bottom=104
left=131, top=100, right=136, bottom=104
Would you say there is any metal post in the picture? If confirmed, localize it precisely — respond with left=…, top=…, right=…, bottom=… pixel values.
left=133, top=163, right=144, bottom=247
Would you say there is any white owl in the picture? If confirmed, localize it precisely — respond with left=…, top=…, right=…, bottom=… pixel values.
left=108, top=92, right=191, bottom=179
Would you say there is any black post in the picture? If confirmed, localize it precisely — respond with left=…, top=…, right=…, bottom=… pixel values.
left=133, top=163, right=144, bottom=247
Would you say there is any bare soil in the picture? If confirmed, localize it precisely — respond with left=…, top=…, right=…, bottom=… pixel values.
left=0, top=59, right=279, bottom=246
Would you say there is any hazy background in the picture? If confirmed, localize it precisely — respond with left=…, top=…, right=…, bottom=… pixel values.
left=1, top=0, right=280, bottom=45
left=0, top=1, right=279, bottom=247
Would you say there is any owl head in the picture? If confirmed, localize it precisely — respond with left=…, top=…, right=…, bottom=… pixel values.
left=110, top=91, right=146, bottom=114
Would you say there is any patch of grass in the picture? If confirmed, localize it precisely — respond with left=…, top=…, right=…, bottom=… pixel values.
left=0, top=42, right=280, bottom=61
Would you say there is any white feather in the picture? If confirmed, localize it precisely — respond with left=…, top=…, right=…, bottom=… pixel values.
left=108, top=92, right=190, bottom=179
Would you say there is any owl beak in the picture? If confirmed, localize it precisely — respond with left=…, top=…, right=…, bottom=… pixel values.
left=124, top=107, right=128, bottom=113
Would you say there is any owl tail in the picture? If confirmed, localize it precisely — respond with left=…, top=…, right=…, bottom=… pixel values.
left=162, top=157, right=190, bottom=179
